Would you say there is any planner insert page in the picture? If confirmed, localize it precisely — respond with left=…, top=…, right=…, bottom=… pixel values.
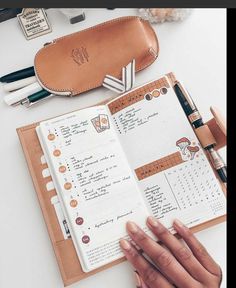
left=107, top=76, right=226, bottom=231
left=36, top=106, right=150, bottom=272
left=37, top=75, right=226, bottom=272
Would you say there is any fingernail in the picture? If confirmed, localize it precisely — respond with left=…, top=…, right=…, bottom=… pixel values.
left=134, top=271, right=142, bottom=287
left=120, top=239, right=131, bottom=251
left=147, top=216, right=159, bottom=227
left=174, top=219, right=184, bottom=227
left=127, top=221, right=139, bottom=233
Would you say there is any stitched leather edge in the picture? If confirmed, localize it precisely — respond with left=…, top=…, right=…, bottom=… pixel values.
left=34, top=16, right=159, bottom=96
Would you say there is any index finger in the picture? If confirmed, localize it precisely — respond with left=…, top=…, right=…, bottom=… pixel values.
left=126, top=221, right=200, bottom=288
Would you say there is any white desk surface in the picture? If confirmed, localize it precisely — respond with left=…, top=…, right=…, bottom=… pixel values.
left=0, top=8, right=226, bottom=288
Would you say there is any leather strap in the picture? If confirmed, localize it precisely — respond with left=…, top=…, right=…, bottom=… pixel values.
left=195, top=125, right=216, bottom=148
left=206, top=107, right=226, bottom=150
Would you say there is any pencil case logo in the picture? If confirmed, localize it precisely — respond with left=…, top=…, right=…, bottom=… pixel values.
left=71, top=47, right=89, bottom=66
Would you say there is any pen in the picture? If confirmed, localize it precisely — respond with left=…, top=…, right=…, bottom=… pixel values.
left=21, top=89, right=52, bottom=107
left=0, top=66, right=35, bottom=83
left=173, top=81, right=227, bottom=183
left=2, top=76, right=37, bottom=92
left=4, top=82, right=42, bottom=106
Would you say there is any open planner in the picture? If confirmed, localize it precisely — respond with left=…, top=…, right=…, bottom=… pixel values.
left=35, top=75, right=226, bottom=273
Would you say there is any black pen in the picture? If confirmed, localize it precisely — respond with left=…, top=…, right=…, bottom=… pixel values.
left=0, top=66, right=35, bottom=83
left=173, top=81, right=227, bottom=183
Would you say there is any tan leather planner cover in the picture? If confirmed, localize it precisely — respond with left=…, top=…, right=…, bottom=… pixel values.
left=16, top=73, right=226, bottom=286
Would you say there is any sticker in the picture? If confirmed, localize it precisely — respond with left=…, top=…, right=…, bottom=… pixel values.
left=70, top=199, right=78, bottom=207
left=160, top=87, right=168, bottom=94
left=99, top=114, right=110, bottom=129
left=91, top=114, right=110, bottom=133
left=53, top=149, right=61, bottom=157
left=75, top=217, right=84, bottom=225
left=17, top=8, right=52, bottom=40
left=64, top=182, right=72, bottom=190
left=152, top=89, right=160, bottom=97
left=59, top=166, right=66, bottom=173
left=82, top=235, right=90, bottom=244
left=145, top=93, right=152, bottom=101
left=47, top=133, right=55, bottom=141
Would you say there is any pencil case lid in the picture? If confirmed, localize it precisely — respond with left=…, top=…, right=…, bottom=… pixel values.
left=34, top=16, right=159, bottom=96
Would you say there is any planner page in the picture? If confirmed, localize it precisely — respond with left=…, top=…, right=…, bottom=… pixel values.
left=36, top=105, right=149, bottom=272
left=107, top=76, right=226, bottom=231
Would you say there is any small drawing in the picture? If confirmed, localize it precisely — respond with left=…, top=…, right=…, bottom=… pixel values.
left=176, top=137, right=191, bottom=155
left=187, top=146, right=200, bottom=160
left=91, top=114, right=110, bottom=133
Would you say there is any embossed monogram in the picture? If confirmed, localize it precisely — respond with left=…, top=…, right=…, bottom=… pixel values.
left=71, top=47, right=89, bottom=66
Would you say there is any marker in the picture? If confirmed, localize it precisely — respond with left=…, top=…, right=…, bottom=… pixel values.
left=2, top=76, right=37, bottom=92
left=174, top=81, right=227, bottom=183
left=0, top=66, right=35, bottom=83
left=4, top=82, right=42, bottom=106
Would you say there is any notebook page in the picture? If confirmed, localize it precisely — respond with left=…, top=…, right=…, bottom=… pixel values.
left=37, top=105, right=149, bottom=272
left=107, top=76, right=226, bottom=231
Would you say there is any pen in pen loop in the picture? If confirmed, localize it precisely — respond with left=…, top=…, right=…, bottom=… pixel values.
left=20, top=89, right=52, bottom=107
left=0, top=66, right=35, bottom=83
left=173, top=81, right=227, bottom=184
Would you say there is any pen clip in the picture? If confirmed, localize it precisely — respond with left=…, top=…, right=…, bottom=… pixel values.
left=175, top=81, right=196, bottom=110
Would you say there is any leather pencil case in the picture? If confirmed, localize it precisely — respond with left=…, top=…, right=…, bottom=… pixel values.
left=34, top=16, right=159, bottom=97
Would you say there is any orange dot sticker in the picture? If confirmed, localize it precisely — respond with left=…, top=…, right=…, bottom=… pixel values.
left=59, top=166, right=66, bottom=173
left=53, top=149, right=61, bottom=157
left=152, top=89, right=160, bottom=97
left=64, top=182, right=72, bottom=190
left=48, top=134, right=55, bottom=141
left=70, top=199, right=78, bottom=207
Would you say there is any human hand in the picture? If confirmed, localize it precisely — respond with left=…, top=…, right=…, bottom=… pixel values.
left=120, top=217, right=222, bottom=288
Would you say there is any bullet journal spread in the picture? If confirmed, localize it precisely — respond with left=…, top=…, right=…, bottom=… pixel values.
left=36, top=75, right=226, bottom=272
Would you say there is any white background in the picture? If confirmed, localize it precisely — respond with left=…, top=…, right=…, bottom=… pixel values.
left=0, top=8, right=226, bottom=288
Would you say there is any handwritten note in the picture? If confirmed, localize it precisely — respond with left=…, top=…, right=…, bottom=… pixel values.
left=38, top=105, right=149, bottom=272
left=113, top=106, right=159, bottom=135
